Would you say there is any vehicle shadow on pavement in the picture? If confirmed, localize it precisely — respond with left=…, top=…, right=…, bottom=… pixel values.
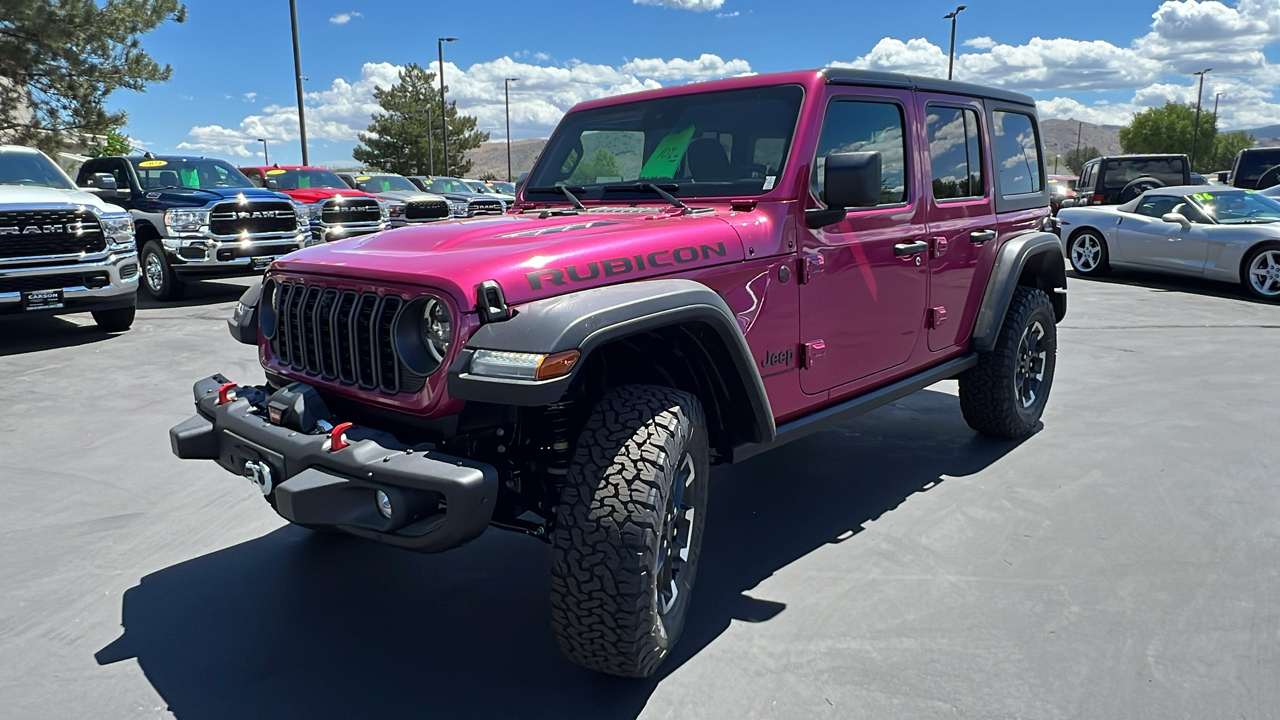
left=137, top=279, right=250, bottom=310
left=0, top=314, right=120, bottom=356
left=96, top=388, right=1027, bottom=719
left=1067, top=268, right=1271, bottom=304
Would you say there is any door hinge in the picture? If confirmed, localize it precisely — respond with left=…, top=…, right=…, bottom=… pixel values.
left=801, top=340, right=826, bottom=369
left=931, top=236, right=949, bottom=258
left=799, top=252, right=825, bottom=284
left=928, top=306, right=948, bottom=329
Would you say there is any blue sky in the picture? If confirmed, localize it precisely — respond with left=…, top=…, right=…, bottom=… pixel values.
left=112, top=0, right=1280, bottom=165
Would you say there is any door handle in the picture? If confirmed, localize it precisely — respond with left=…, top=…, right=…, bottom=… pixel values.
left=894, top=241, right=929, bottom=257
left=970, top=229, right=997, bottom=244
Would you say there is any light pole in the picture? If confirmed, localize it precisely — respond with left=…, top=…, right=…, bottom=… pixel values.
left=1191, top=68, right=1212, bottom=170
left=288, top=0, right=309, bottom=165
left=256, top=138, right=269, bottom=165
left=1213, top=92, right=1223, bottom=119
left=504, top=77, right=519, bottom=182
left=438, top=37, right=458, bottom=177
left=944, top=6, right=967, bottom=81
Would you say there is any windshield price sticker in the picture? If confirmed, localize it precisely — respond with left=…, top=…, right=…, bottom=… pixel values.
left=356, top=176, right=371, bottom=181
left=266, top=169, right=287, bottom=175
left=138, top=160, right=168, bottom=168
left=639, top=125, right=696, bottom=179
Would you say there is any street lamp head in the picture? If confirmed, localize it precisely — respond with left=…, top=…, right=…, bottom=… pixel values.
left=506, top=77, right=520, bottom=83
left=1195, top=68, right=1212, bottom=75
left=945, top=5, right=966, bottom=17
left=440, top=37, right=458, bottom=43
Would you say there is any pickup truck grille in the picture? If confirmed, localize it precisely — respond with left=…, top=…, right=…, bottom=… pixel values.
left=468, top=199, right=504, bottom=216
left=405, top=199, right=449, bottom=220
left=0, top=209, right=105, bottom=259
left=270, top=281, right=423, bottom=395
left=0, top=272, right=109, bottom=294
left=209, top=201, right=296, bottom=236
left=320, top=198, right=380, bottom=224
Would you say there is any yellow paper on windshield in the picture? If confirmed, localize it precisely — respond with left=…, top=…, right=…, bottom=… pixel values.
left=138, top=160, right=167, bottom=168
left=639, top=125, right=695, bottom=179
left=356, top=175, right=371, bottom=181
left=266, top=169, right=286, bottom=175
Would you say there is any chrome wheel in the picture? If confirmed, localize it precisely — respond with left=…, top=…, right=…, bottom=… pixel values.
left=1070, top=233, right=1103, bottom=273
left=1248, top=249, right=1280, bottom=297
left=1014, top=320, right=1048, bottom=409
left=144, top=252, right=165, bottom=292
left=657, top=451, right=697, bottom=616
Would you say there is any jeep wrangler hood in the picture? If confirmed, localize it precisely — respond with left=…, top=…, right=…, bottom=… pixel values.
left=272, top=207, right=747, bottom=307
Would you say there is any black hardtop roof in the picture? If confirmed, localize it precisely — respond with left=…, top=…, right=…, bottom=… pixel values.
left=1085, top=154, right=1190, bottom=163
left=821, top=68, right=1036, bottom=107
left=1239, top=146, right=1280, bottom=153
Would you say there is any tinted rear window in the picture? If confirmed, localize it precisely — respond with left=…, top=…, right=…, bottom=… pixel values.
left=992, top=111, right=1042, bottom=196
left=1234, top=149, right=1280, bottom=187
left=1100, top=158, right=1187, bottom=189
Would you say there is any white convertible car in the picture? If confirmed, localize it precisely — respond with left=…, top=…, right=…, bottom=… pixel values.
left=1057, top=185, right=1280, bottom=301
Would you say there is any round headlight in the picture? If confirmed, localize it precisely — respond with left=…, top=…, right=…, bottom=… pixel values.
left=421, top=296, right=452, bottom=361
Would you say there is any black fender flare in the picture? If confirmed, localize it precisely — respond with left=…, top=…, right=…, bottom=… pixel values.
left=971, top=231, right=1067, bottom=352
left=228, top=278, right=263, bottom=345
left=447, top=279, right=777, bottom=445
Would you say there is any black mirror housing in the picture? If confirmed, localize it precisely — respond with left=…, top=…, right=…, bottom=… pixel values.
left=90, top=173, right=117, bottom=191
left=806, top=151, right=883, bottom=229
left=265, top=177, right=279, bottom=190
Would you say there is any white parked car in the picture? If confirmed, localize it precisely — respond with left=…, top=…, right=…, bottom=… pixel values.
left=1057, top=185, right=1280, bottom=301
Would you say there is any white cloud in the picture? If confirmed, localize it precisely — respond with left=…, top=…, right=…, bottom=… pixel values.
left=329, top=11, right=362, bottom=25
left=716, top=11, right=740, bottom=18
left=964, top=36, right=996, bottom=50
left=177, top=54, right=751, bottom=157
left=243, top=92, right=257, bottom=103
left=632, top=0, right=725, bottom=11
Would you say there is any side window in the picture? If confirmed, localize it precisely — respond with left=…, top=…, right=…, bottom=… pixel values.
left=243, top=169, right=264, bottom=187
left=76, top=160, right=99, bottom=185
left=106, top=159, right=130, bottom=190
left=813, top=99, right=907, bottom=206
left=992, top=111, right=1043, bottom=196
left=926, top=105, right=984, bottom=200
left=1135, top=196, right=1179, bottom=218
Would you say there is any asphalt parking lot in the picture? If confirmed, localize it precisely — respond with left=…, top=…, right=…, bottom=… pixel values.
left=1, top=269, right=1277, bottom=719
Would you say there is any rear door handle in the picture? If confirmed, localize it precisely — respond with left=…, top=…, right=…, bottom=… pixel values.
left=970, top=229, right=997, bottom=244
left=894, top=240, right=929, bottom=257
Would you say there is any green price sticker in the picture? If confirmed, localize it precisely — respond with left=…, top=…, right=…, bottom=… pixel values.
left=639, top=125, right=696, bottom=180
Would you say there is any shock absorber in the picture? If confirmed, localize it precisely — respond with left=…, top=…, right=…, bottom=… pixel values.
left=542, top=399, right=577, bottom=485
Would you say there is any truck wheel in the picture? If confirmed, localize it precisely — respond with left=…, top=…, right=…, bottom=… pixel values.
left=549, top=385, right=709, bottom=678
left=959, top=286, right=1057, bottom=440
left=1067, top=229, right=1110, bottom=276
left=91, top=306, right=135, bottom=332
left=141, top=241, right=185, bottom=301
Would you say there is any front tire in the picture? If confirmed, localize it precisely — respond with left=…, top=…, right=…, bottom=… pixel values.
left=141, top=241, right=185, bottom=301
left=959, top=286, right=1058, bottom=440
left=1068, top=228, right=1111, bottom=277
left=1243, top=243, right=1280, bottom=301
left=91, top=306, right=135, bottom=332
left=549, top=385, right=709, bottom=678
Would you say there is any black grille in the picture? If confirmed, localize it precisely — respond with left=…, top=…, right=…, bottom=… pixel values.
left=0, top=209, right=105, bottom=259
left=270, top=281, right=417, bottom=394
left=209, top=201, right=296, bottom=236
left=320, top=198, right=381, bottom=224
left=0, top=272, right=108, bottom=294
left=468, top=200, right=504, bottom=216
left=405, top=200, right=449, bottom=220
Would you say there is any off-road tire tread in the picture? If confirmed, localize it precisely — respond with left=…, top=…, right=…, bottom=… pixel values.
left=959, top=286, right=1056, bottom=439
left=549, top=384, right=706, bottom=678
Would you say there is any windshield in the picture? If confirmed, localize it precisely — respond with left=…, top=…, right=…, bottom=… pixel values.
left=0, top=151, right=78, bottom=190
left=262, top=168, right=348, bottom=190
left=526, top=85, right=804, bottom=201
left=463, top=181, right=493, bottom=193
left=489, top=181, right=515, bottom=194
left=1233, top=149, right=1280, bottom=188
left=424, top=177, right=474, bottom=194
left=354, top=174, right=419, bottom=193
left=130, top=157, right=253, bottom=190
left=1101, top=158, right=1187, bottom=190
left=1188, top=190, right=1280, bottom=224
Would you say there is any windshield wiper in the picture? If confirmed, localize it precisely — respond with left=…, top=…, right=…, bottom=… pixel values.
left=525, top=185, right=586, bottom=210
left=603, top=182, right=687, bottom=211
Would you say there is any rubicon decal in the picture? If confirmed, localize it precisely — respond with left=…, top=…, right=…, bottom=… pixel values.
left=527, top=242, right=728, bottom=290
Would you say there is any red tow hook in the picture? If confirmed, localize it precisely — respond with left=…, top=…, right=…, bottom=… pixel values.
left=329, top=422, right=355, bottom=452
left=217, top=383, right=237, bottom=405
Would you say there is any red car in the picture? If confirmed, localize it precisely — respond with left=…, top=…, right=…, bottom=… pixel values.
left=1048, top=174, right=1078, bottom=214
left=240, top=165, right=388, bottom=242
left=175, top=68, right=1066, bottom=679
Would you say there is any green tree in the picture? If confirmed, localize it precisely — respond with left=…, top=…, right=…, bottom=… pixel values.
left=567, top=148, right=621, bottom=185
left=1120, top=102, right=1222, bottom=172
left=88, top=129, right=133, bottom=158
left=0, top=0, right=186, bottom=153
left=1208, top=130, right=1255, bottom=172
left=353, top=63, right=489, bottom=176
left=1060, top=145, right=1102, bottom=176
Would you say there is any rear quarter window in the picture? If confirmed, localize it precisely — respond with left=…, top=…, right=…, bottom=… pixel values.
left=992, top=111, right=1043, bottom=196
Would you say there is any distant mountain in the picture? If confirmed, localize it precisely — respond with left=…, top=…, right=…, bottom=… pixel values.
left=1243, top=125, right=1280, bottom=145
left=463, top=139, right=547, bottom=180
left=1041, top=119, right=1123, bottom=162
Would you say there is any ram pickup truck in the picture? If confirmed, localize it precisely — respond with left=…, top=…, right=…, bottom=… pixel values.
left=240, top=165, right=389, bottom=243
left=334, top=172, right=450, bottom=227
left=1, top=145, right=137, bottom=330
left=171, top=68, right=1066, bottom=679
left=76, top=154, right=309, bottom=301
left=406, top=176, right=506, bottom=217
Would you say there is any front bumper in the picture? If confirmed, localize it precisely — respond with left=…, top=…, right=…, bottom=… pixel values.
left=169, top=375, right=498, bottom=553
left=0, top=251, right=139, bottom=316
left=163, top=232, right=310, bottom=277
left=311, top=220, right=389, bottom=243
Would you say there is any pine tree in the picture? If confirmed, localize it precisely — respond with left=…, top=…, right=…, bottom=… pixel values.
left=0, top=0, right=186, bottom=152
left=353, top=63, right=489, bottom=176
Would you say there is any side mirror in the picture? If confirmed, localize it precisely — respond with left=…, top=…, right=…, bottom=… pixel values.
left=1162, top=212, right=1192, bottom=229
left=265, top=177, right=279, bottom=190
left=806, top=151, right=882, bottom=229
left=516, top=171, right=530, bottom=196
left=82, top=173, right=128, bottom=200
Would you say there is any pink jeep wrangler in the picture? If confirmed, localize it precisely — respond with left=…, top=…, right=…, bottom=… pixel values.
left=171, top=68, right=1066, bottom=678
